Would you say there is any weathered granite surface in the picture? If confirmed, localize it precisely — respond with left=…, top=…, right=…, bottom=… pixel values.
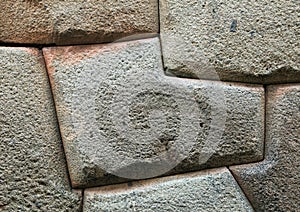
left=84, top=168, right=253, bottom=212
left=230, top=84, right=300, bottom=212
left=0, top=0, right=158, bottom=45
left=43, top=37, right=264, bottom=188
left=0, top=47, right=80, bottom=211
left=160, top=0, right=300, bottom=84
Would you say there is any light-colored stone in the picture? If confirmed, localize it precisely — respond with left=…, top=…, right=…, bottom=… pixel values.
left=0, top=47, right=80, bottom=211
left=84, top=168, right=253, bottom=212
left=43, top=37, right=264, bottom=188
left=0, top=0, right=158, bottom=45
left=160, top=0, right=300, bottom=83
left=230, top=84, right=300, bottom=212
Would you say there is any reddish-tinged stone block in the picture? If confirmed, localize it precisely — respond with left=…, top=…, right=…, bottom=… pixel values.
left=43, top=38, right=264, bottom=188
left=0, top=0, right=158, bottom=45
left=230, top=84, right=300, bottom=212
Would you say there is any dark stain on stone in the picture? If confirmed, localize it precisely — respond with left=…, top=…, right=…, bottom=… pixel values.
left=127, top=181, right=133, bottom=187
left=230, top=20, right=238, bottom=32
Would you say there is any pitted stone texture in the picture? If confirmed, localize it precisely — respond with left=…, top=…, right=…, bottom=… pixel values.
left=160, top=0, right=300, bottom=84
left=173, top=82, right=264, bottom=175
left=43, top=37, right=264, bottom=188
left=0, top=48, right=80, bottom=211
left=0, top=0, right=158, bottom=45
left=230, top=84, right=300, bottom=212
left=84, top=168, right=253, bottom=212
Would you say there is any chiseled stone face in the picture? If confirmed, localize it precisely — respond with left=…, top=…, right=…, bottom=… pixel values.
left=0, top=47, right=80, bottom=211
left=0, top=0, right=158, bottom=45
left=43, top=37, right=264, bottom=188
left=160, top=0, right=300, bottom=84
left=83, top=168, right=254, bottom=212
left=230, top=84, right=300, bottom=212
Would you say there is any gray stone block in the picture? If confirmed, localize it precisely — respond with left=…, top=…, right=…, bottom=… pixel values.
left=83, top=168, right=254, bottom=212
left=0, top=0, right=158, bottom=45
left=160, top=0, right=300, bottom=83
left=0, top=47, right=80, bottom=211
left=230, top=84, right=300, bottom=212
left=43, top=37, right=264, bottom=188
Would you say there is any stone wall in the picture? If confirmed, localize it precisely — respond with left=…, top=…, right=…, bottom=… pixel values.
left=0, top=1, right=299, bottom=211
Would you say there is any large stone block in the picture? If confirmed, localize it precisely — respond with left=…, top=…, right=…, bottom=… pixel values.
left=230, top=84, right=300, bottom=211
left=84, top=168, right=254, bottom=211
left=160, top=0, right=300, bottom=84
left=43, top=37, right=264, bottom=188
left=0, top=47, right=80, bottom=211
left=0, top=0, right=158, bottom=45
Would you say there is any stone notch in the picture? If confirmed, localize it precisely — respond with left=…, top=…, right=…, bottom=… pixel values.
left=160, top=0, right=300, bottom=84
left=230, top=84, right=300, bottom=212
left=43, top=37, right=264, bottom=188
left=83, top=168, right=254, bottom=211
left=0, top=0, right=158, bottom=45
left=0, top=47, right=80, bottom=211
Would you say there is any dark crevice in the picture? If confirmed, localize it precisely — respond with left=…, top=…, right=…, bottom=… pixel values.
left=40, top=49, right=74, bottom=191
left=263, top=81, right=300, bottom=85
left=0, top=33, right=158, bottom=49
left=0, top=42, right=54, bottom=49
left=80, top=189, right=84, bottom=212
left=157, top=0, right=161, bottom=34
left=263, top=85, right=268, bottom=161
left=157, top=0, right=166, bottom=76
left=164, top=73, right=300, bottom=85
left=227, top=167, right=257, bottom=212
left=158, top=37, right=166, bottom=75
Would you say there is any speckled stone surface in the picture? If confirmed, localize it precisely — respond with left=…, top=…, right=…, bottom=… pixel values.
left=0, top=0, right=158, bottom=45
left=160, top=0, right=300, bottom=83
left=84, top=168, right=254, bottom=212
left=230, top=84, right=300, bottom=212
left=0, top=47, right=80, bottom=211
left=43, top=37, right=264, bottom=188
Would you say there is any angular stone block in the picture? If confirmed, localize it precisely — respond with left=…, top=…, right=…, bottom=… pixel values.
left=84, top=168, right=253, bottom=211
left=160, top=0, right=300, bottom=84
left=0, top=48, right=80, bottom=210
left=230, top=84, right=300, bottom=211
left=43, top=37, right=264, bottom=188
left=0, top=0, right=158, bottom=45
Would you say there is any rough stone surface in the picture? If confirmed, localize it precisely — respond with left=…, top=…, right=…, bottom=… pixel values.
left=43, top=37, right=264, bottom=188
left=0, top=47, right=80, bottom=211
left=230, top=84, right=300, bottom=212
left=0, top=0, right=158, bottom=45
left=84, top=168, right=253, bottom=212
left=160, top=0, right=300, bottom=84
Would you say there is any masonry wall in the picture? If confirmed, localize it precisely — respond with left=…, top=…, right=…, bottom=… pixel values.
left=0, top=1, right=299, bottom=212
